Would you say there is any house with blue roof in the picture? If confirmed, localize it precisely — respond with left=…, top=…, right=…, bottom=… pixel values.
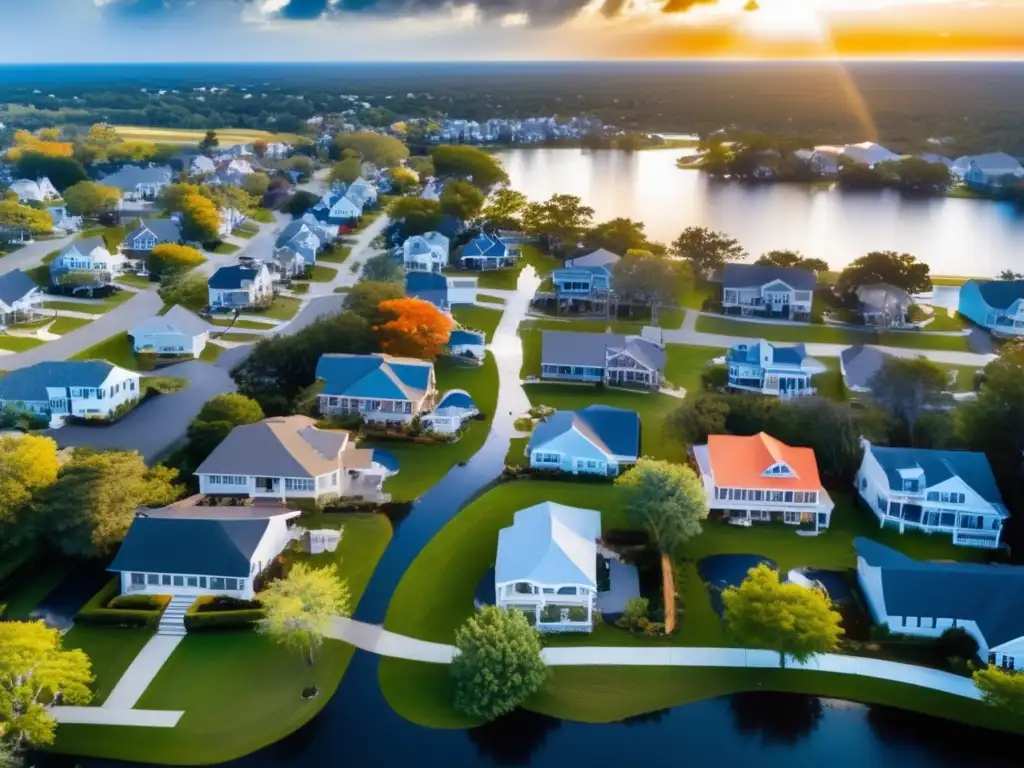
left=855, top=538, right=1024, bottom=669
left=447, top=328, right=486, bottom=361
left=958, top=279, right=1024, bottom=337
left=726, top=339, right=825, bottom=398
left=721, top=263, right=816, bottom=320
left=460, top=233, right=515, bottom=270
left=405, top=271, right=477, bottom=310
left=422, top=389, right=479, bottom=435
left=855, top=439, right=1009, bottom=549
left=49, top=237, right=123, bottom=287
left=0, top=360, right=140, bottom=423
left=527, top=405, right=640, bottom=477
left=315, top=353, right=438, bottom=426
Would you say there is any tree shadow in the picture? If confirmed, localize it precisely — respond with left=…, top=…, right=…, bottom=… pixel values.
left=467, top=708, right=562, bottom=766
left=729, top=692, right=823, bottom=745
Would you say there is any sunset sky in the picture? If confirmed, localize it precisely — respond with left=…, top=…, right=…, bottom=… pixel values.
left=1, top=0, right=1022, bottom=62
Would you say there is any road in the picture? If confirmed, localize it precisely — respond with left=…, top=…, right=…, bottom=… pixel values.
left=0, top=234, right=76, bottom=273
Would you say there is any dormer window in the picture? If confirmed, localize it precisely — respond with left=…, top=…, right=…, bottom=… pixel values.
left=763, top=462, right=795, bottom=478
left=902, top=479, right=918, bottom=492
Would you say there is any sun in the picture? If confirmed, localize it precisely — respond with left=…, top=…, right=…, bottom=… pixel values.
left=741, top=0, right=830, bottom=39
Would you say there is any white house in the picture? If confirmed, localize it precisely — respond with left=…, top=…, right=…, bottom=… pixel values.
left=840, top=142, right=902, bottom=167
left=855, top=537, right=1024, bottom=671
left=527, top=405, right=640, bottom=477
left=855, top=439, right=1009, bottom=549
left=540, top=330, right=666, bottom=390
left=207, top=264, right=273, bottom=310
left=218, top=207, right=247, bottom=238
left=447, top=329, right=486, bottom=361
left=495, top=502, right=601, bottom=633
left=0, top=269, right=43, bottom=327
left=721, top=263, right=816, bottom=320
left=9, top=177, right=60, bottom=203
left=121, top=219, right=182, bottom=255
left=130, top=305, right=211, bottom=358
left=101, top=165, right=174, bottom=201
left=0, top=360, right=141, bottom=424
left=49, top=237, right=123, bottom=286
left=726, top=339, right=825, bottom=398
left=421, top=390, right=479, bottom=435
left=46, top=204, right=82, bottom=233
left=402, top=232, right=450, bottom=272
left=315, top=353, right=438, bottom=426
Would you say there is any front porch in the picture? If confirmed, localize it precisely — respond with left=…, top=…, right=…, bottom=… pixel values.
left=872, top=502, right=1002, bottom=549
left=722, top=508, right=829, bottom=532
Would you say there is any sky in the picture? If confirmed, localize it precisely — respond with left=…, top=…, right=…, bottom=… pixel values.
left=1, top=0, right=1023, bottom=62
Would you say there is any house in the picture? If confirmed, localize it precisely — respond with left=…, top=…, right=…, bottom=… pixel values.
left=855, top=439, right=1008, bottom=549
left=809, top=149, right=842, bottom=176
left=109, top=509, right=301, bottom=601
left=314, top=191, right=361, bottom=224
left=100, top=165, right=174, bottom=200
left=721, top=263, right=816, bottom=320
left=692, top=432, right=835, bottom=531
left=345, top=178, right=377, bottom=208
left=0, top=269, right=43, bottom=327
left=447, top=329, right=486, bottom=361
left=495, top=502, right=601, bottom=633
left=0, top=360, right=140, bottom=423
left=568, top=248, right=621, bottom=270
left=856, top=283, right=913, bottom=327
left=46, top=204, right=82, bottom=233
left=421, top=390, right=479, bottom=435
left=958, top=280, right=1024, bottom=337
left=952, top=152, right=1024, bottom=188
left=460, top=233, right=515, bottom=270
left=273, top=221, right=323, bottom=277
left=540, top=330, right=666, bottom=390
left=213, top=157, right=255, bottom=185
left=726, top=339, right=825, bottom=398
left=8, top=177, right=60, bottom=203
left=130, top=305, right=211, bottom=358
left=218, top=207, right=247, bottom=238
left=405, top=271, right=477, bottom=310
left=315, top=353, right=438, bottom=426
left=840, top=142, right=901, bottom=167
left=121, top=219, right=182, bottom=256
left=855, top=537, right=1024, bottom=670
left=195, top=415, right=389, bottom=503
left=49, top=237, right=122, bottom=286
left=527, top=405, right=640, bottom=477
left=207, top=264, right=273, bottom=310
left=551, top=265, right=613, bottom=300
left=402, top=232, right=450, bottom=272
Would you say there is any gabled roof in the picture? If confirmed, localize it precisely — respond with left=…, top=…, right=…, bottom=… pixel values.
left=0, top=269, right=38, bottom=305
left=727, top=339, right=807, bottom=367
left=435, top=389, right=475, bottom=411
left=58, top=237, right=108, bottom=260
left=196, top=415, right=351, bottom=479
left=130, top=305, right=210, bottom=339
left=952, top=152, right=1024, bottom=175
left=722, top=263, right=817, bottom=292
left=496, top=502, right=601, bottom=587
left=529, top=405, right=640, bottom=460
left=855, top=283, right=912, bottom=313
left=705, top=432, right=824, bottom=491
left=571, top=248, right=621, bottom=269
left=124, top=219, right=181, bottom=246
left=855, top=538, right=1024, bottom=647
left=315, top=353, right=433, bottom=401
left=864, top=443, right=1007, bottom=514
left=839, top=344, right=891, bottom=390
left=405, top=271, right=449, bottom=307
left=463, top=233, right=507, bottom=258
left=101, top=165, right=173, bottom=190
left=0, top=361, right=120, bottom=402
left=449, top=329, right=485, bottom=346
left=541, top=330, right=666, bottom=372
left=208, top=265, right=261, bottom=290
left=967, top=279, right=1024, bottom=310
left=109, top=516, right=272, bottom=578
left=276, top=220, right=311, bottom=247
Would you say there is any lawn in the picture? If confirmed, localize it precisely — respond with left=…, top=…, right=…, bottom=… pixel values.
left=61, top=626, right=155, bottom=705
left=520, top=317, right=648, bottom=336
left=305, top=265, right=338, bottom=283
left=446, top=267, right=520, bottom=291
left=679, top=268, right=714, bottom=310
left=53, top=514, right=392, bottom=765
left=664, top=344, right=724, bottom=393
left=212, top=242, right=240, bottom=255
left=451, top=304, right=501, bottom=342
left=477, top=292, right=507, bottom=306
left=373, top=354, right=499, bottom=503
left=0, top=335, right=45, bottom=352
left=78, top=225, right=131, bottom=253
left=49, top=316, right=92, bottom=335
left=694, top=315, right=973, bottom=352
left=41, top=300, right=109, bottom=315
left=233, top=227, right=257, bottom=239
left=209, top=318, right=276, bottom=330
left=216, top=332, right=260, bottom=343
left=519, top=243, right=561, bottom=277
left=198, top=342, right=225, bottom=363
left=115, top=273, right=156, bottom=289
left=520, top=329, right=541, bottom=378
left=0, top=559, right=76, bottom=620
left=250, top=296, right=302, bottom=322
left=922, top=308, right=970, bottom=333
left=931, top=275, right=977, bottom=286
left=70, top=332, right=138, bottom=370
left=318, top=244, right=352, bottom=264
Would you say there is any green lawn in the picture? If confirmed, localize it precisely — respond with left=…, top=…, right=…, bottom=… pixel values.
left=70, top=332, right=138, bottom=370
left=520, top=329, right=541, bottom=378
left=318, top=245, right=352, bottom=264
left=251, top=296, right=302, bottom=322
left=115, top=273, right=156, bottom=289
left=694, top=315, right=972, bottom=352
left=41, top=301, right=103, bottom=315
left=0, top=335, right=45, bottom=352
left=922, top=308, right=970, bottom=332
left=664, top=344, right=724, bottom=393
left=53, top=514, right=392, bottom=765
left=305, top=265, right=338, bottom=283
left=451, top=305, right=501, bottom=342
left=215, top=332, right=260, bottom=343
left=505, top=436, right=530, bottom=469
left=49, top=316, right=92, bottom=335
left=374, top=354, right=499, bottom=502
left=61, top=626, right=155, bottom=705
left=198, top=342, right=225, bottom=363
left=42, top=249, right=61, bottom=264
left=212, top=243, right=240, bottom=256
left=477, top=292, right=507, bottom=305
left=209, top=318, right=276, bottom=330
left=519, top=244, right=561, bottom=277
left=679, top=270, right=714, bottom=310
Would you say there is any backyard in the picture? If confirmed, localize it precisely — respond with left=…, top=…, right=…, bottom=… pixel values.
left=451, top=305, right=501, bottom=342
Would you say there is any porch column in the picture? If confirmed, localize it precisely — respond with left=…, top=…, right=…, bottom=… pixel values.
left=586, top=593, right=593, bottom=624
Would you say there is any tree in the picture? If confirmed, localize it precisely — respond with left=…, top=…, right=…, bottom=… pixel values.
left=522, top=194, right=594, bottom=253
left=344, top=281, right=406, bottom=325
left=439, top=179, right=485, bottom=222
left=405, top=155, right=435, bottom=179
left=251, top=140, right=268, bottom=159
left=479, top=188, right=527, bottom=232
left=956, top=342, right=1024, bottom=481
left=62, top=181, right=121, bottom=218
left=880, top=157, right=953, bottom=194
left=198, top=130, right=219, bottom=155
left=388, top=167, right=418, bottom=194
left=241, top=172, right=270, bottom=199
left=431, top=145, right=509, bottom=191
left=837, top=251, right=931, bottom=296
left=869, top=356, right=947, bottom=444
left=283, top=190, right=321, bottom=217
left=258, top=563, right=350, bottom=665
left=285, top=155, right=315, bottom=181
left=771, top=397, right=862, bottom=483
left=0, top=435, right=60, bottom=536
left=332, top=131, right=409, bottom=168
left=15, top=153, right=86, bottom=193
left=755, top=249, right=829, bottom=274
left=158, top=271, right=208, bottom=311
left=973, top=665, right=1024, bottom=718
left=614, top=458, right=709, bottom=554
left=0, top=201, right=52, bottom=235
left=36, top=450, right=180, bottom=558
left=375, top=298, right=454, bottom=359
left=611, top=250, right=682, bottom=318
left=584, top=218, right=648, bottom=255
left=666, top=393, right=731, bottom=444
left=361, top=252, right=405, bottom=284
left=157, top=183, right=201, bottom=215
left=389, top=197, right=442, bottom=235
left=180, top=193, right=222, bottom=243
left=148, top=243, right=205, bottom=277
left=671, top=227, right=747, bottom=277
left=723, top=564, right=844, bottom=667
left=328, top=157, right=363, bottom=186
left=450, top=606, right=548, bottom=721
left=0, top=621, right=93, bottom=753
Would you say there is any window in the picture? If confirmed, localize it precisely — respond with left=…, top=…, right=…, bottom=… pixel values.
left=877, top=495, right=888, bottom=514
left=784, top=491, right=793, bottom=503
left=752, top=490, right=763, bottom=502
left=940, top=492, right=950, bottom=503
left=162, top=575, right=171, bottom=586
left=199, top=577, right=207, bottom=588
left=146, top=574, right=158, bottom=585
left=131, top=573, right=145, bottom=586
left=794, top=491, right=804, bottom=504
left=173, top=575, right=184, bottom=587
left=903, top=479, right=918, bottom=492
left=226, top=578, right=239, bottom=591
left=210, top=577, right=226, bottom=590
left=187, top=576, right=198, bottom=587
left=927, top=491, right=939, bottom=501
left=285, top=478, right=315, bottom=492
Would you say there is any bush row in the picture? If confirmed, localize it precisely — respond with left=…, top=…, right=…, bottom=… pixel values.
left=184, top=595, right=265, bottom=631
left=74, top=578, right=169, bottom=628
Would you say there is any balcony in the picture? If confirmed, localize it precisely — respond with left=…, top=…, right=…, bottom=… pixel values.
left=953, top=529, right=1001, bottom=548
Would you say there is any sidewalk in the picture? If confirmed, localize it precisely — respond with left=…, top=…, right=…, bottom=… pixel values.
left=103, top=635, right=184, bottom=709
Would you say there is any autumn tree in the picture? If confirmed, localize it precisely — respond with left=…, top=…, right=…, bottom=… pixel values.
left=0, top=435, right=60, bottom=541
left=522, top=194, right=594, bottom=253
left=584, top=217, right=649, bottom=255
left=389, top=197, right=442, bottom=236
left=837, top=251, right=931, bottom=296
left=333, top=131, right=409, bottom=168
left=328, top=157, right=363, bottom=186
left=181, top=193, right=222, bottom=243
left=615, top=459, right=709, bottom=554
left=148, top=243, right=205, bottom=277
left=0, top=202, right=52, bottom=235
left=869, top=356, right=948, bottom=444
left=723, top=564, right=844, bottom=667
left=405, top=155, right=435, bottom=179
left=439, top=179, right=485, bottom=221
left=755, top=249, right=829, bottom=273
left=62, top=181, right=121, bottom=218
left=479, top=188, right=527, bottom=232
left=431, top=145, right=509, bottom=190
left=388, top=167, right=418, bottom=194
left=259, top=563, right=350, bottom=665
left=671, top=226, right=746, bottom=277
left=198, top=130, right=219, bottom=155
left=973, top=665, right=1024, bottom=718
left=375, top=298, right=454, bottom=359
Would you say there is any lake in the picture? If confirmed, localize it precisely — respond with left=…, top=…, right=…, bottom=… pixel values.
left=495, top=148, right=1024, bottom=277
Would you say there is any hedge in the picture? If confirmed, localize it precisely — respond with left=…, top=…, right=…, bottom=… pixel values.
left=74, top=578, right=168, bottom=628
left=184, top=595, right=265, bottom=631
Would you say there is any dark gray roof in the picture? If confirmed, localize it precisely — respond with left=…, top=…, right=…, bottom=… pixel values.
left=124, top=219, right=182, bottom=247
left=101, top=165, right=173, bottom=190
left=59, top=237, right=108, bottom=259
left=856, top=283, right=912, bottom=313
left=840, top=344, right=891, bottom=389
left=0, top=361, right=117, bottom=402
left=970, top=280, right=1024, bottom=310
left=855, top=538, right=1024, bottom=647
left=530, top=405, right=640, bottom=459
left=130, top=305, right=210, bottom=339
left=208, top=265, right=259, bottom=290
left=541, top=331, right=665, bottom=372
left=109, top=516, right=271, bottom=578
left=0, top=269, right=38, bottom=305
left=722, top=263, right=817, bottom=292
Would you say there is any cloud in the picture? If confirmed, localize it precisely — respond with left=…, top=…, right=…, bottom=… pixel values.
left=661, top=0, right=719, bottom=13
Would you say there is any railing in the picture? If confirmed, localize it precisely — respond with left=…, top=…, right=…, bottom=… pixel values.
left=953, top=530, right=1000, bottom=548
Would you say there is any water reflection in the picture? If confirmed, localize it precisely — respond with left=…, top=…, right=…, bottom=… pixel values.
left=468, top=709, right=562, bottom=765
left=730, top=692, right=823, bottom=745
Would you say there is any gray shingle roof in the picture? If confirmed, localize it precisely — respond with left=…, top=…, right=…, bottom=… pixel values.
left=0, top=361, right=117, bottom=402
left=101, top=165, right=174, bottom=191
left=124, top=219, right=182, bottom=247
left=970, top=280, right=1024, bottom=310
left=855, top=537, right=1024, bottom=647
left=0, top=269, right=38, bottom=306
left=856, top=283, right=912, bottom=313
left=59, top=237, right=108, bottom=259
left=541, top=331, right=666, bottom=372
left=109, top=516, right=271, bottom=578
left=722, top=263, right=817, bottom=292
left=130, top=305, right=210, bottom=339
left=840, top=345, right=891, bottom=390
left=529, top=405, right=640, bottom=459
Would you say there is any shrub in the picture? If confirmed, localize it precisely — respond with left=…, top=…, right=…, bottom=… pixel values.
left=616, top=597, right=650, bottom=631
left=513, top=417, right=534, bottom=432
left=195, top=595, right=261, bottom=613
left=701, top=364, right=729, bottom=391
left=939, top=626, right=980, bottom=661
left=184, top=594, right=264, bottom=631
left=74, top=578, right=168, bottom=627
left=108, top=594, right=171, bottom=611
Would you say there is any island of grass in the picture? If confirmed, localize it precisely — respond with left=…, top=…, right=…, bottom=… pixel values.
left=52, top=513, right=392, bottom=765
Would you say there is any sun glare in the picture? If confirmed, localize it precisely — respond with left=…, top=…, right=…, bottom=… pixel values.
left=741, top=0, right=829, bottom=39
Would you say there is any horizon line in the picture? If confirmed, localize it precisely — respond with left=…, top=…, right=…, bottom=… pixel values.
left=3, top=57, right=1024, bottom=66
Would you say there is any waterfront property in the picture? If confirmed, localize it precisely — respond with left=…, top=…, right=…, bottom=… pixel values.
left=315, top=353, right=438, bottom=426
left=129, top=304, right=211, bottom=358
left=402, top=232, right=450, bottom=272
left=551, top=248, right=619, bottom=301
left=957, top=279, right=1024, bottom=337
left=50, top=237, right=122, bottom=286
left=0, top=268, right=43, bottom=327
left=208, top=264, right=274, bottom=310
left=420, top=389, right=479, bottom=435
left=855, top=439, right=1008, bottom=549
left=692, top=432, right=835, bottom=531
left=540, top=330, right=666, bottom=390
left=952, top=152, right=1024, bottom=190
left=855, top=537, right=1024, bottom=669
left=726, top=339, right=824, bottom=398
left=196, top=415, right=387, bottom=503
left=527, top=405, right=640, bottom=477
left=856, top=283, right=913, bottom=328
left=460, top=233, right=515, bottom=270
left=405, top=271, right=477, bottom=310
left=0, top=360, right=140, bottom=422
left=721, top=263, right=816, bottom=320
left=495, top=501, right=601, bottom=633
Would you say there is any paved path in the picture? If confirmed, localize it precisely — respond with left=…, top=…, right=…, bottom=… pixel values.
left=327, top=617, right=455, bottom=663
left=103, top=635, right=184, bottom=709
left=51, top=706, right=183, bottom=728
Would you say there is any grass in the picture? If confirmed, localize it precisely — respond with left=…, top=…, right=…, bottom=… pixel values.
left=521, top=317, right=647, bottom=335
left=519, top=243, right=561, bottom=277
left=61, top=626, right=155, bottom=705
left=374, top=354, right=499, bottom=503
left=41, top=249, right=60, bottom=264
left=215, top=332, right=260, bottom=343
left=209, top=318, right=276, bottom=330
left=111, top=125, right=303, bottom=145
left=446, top=267, right=521, bottom=291
left=0, top=335, right=45, bottom=352
left=333, top=286, right=351, bottom=294
left=41, top=301, right=101, bottom=314
left=198, top=342, right=225, bottom=363
left=305, top=265, right=338, bottom=283
left=679, top=270, right=714, bottom=310
left=694, top=315, right=972, bottom=352
left=379, top=660, right=484, bottom=730
left=505, top=436, right=530, bottom=468
left=233, top=227, right=258, bottom=239
left=664, top=344, right=724, bottom=394
left=212, top=242, right=240, bottom=255
left=115, top=273, right=156, bottom=289
left=49, top=316, right=92, bottom=335
left=143, top=376, right=189, bottom=395
left=251, top=296, right=301, bottom=322
left=53, top=514, right=392, bottom=765
left=70, top=332, right=138, bottom=370
left=922, top=307, right=970, bottom=332
left=451, top=304, right=501, bottom=342
left=317, top=245, right=352, bottom=264
left=477, top=292, right=507, bottom=305
left=25, top=265, right=51, bottom=287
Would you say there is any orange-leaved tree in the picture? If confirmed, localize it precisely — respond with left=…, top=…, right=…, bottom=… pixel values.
left=374, top=298, right=454, bottom=360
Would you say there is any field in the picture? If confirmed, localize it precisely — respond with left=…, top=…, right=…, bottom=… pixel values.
left=111, top=125, right=303, bottom=145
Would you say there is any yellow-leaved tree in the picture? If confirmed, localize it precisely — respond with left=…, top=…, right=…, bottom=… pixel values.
left=258, top=563, right=350, bottom=666
left=0, top=435, right=60, bottom=536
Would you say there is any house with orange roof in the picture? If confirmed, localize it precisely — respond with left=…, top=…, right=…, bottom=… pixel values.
left=691, top=432, right=835, bottom=532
